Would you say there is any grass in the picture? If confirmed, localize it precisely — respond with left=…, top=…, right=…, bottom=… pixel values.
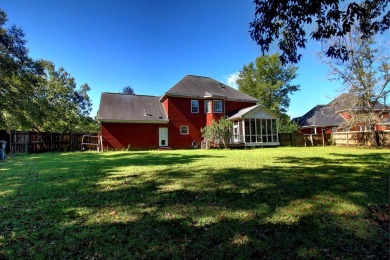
left=0, top=146, right=389, bottom=259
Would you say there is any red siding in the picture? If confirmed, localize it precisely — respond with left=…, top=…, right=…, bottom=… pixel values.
left=101, top=123, right=163, bottom=150
left=165, top=97, right=206, bottom=149
left=102, top=97, right=258, bottom=150
left=226, top=101, right=257, bottom=114
left=166, top=97, right=256, bottom=149
left=299, top=127, right=335, bottom=134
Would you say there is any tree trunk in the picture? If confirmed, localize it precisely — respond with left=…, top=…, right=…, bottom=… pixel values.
left=371, top=128, right=380, bottom=147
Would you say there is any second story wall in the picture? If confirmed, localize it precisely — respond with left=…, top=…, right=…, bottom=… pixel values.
left=164, top=96, right=258, bottom=148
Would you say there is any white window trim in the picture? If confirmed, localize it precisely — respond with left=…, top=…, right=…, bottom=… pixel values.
left=180, top=125, right=189, bottom=135
left=191, top=100, right=199, bottom=113
left=204, top=100, right=211, bottom=114
left=213, top=100, right=223, bottom=113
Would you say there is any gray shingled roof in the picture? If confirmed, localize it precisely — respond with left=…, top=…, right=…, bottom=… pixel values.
left=293, top=104, right=345, bottom=127
left=160, top=75, right=258, bottom=102
left=97, top=93, right=168, bottom=123
left=294, top=94, right=390, bottom=128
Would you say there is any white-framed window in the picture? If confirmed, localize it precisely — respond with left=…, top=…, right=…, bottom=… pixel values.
left=180, top=125, right=189, bottom=135
left=191, top=100, right=199, bottom=113
left=204, top=100, right=211, bottom=114
left=213, top=100, right=223, bottom=113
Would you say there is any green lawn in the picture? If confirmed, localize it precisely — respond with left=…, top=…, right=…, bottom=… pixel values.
left=0, top=147, right=389, bottom=259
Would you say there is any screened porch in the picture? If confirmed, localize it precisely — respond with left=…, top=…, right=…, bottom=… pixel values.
left=228, top=105, right=279, bottom=147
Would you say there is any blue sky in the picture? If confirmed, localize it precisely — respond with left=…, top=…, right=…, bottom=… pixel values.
left=2, top=0, right=343, bottom=118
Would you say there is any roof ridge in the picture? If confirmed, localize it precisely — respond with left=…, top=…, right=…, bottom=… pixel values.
left=102, top=92, right=159, bottom=98
left=186, top=75, right=210, bottom=78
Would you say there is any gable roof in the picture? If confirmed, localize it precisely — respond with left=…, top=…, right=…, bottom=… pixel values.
left=331, top=93, right=390, bottom=112
left=293, top=104, right=345, bottom=128
left=294, top=94, right=390, bottom=128
left=228, top=104, right=278, bottom=120
left=97, top=93, right=168, bottom=123
left=160, top=75, right=258, bottom=103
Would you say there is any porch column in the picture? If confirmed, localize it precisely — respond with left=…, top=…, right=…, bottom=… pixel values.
left=242, top=120, right=245, bottom=143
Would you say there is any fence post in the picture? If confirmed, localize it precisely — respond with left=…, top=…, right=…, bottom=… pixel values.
left=70, top=133, right=73, bottom=151
left=29, top=131, right=32, bottom=153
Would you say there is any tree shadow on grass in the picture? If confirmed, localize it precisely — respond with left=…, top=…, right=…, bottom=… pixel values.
left=0, top=151, right=389, bottom=259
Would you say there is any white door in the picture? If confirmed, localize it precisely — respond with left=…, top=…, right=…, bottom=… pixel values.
left=159, top=127, right=168, bottom=146
left=233, top=124, right=240, bottom=143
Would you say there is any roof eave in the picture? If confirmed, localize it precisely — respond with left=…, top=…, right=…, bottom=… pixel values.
left=161, top=92, right=258, bottom=102
left=99, top=119, right=169, bottom=124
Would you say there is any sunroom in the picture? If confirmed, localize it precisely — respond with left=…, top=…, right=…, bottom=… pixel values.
left=228, top=104, right=279, bottom=147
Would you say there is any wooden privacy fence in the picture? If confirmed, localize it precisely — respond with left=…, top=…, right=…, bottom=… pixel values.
left=331, top=131, right=390, bottom=147
left=0, top=130, right=98, bottom=154
left=279, top=133, right=332, bottom=146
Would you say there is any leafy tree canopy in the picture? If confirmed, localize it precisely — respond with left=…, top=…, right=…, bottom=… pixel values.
left=236, top=53, right=300, bottom=116
left=250, top=0, right=390, bottom=64
left=0, top=8, right=98, bottom=132
left=122, top=86, right=135, bottom=95
left=320, top=27, right=389, bottom=146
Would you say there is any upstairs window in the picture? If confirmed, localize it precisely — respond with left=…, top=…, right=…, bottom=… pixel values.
left=191, top=100, right=199, bottom=113
left=213, top=100, right=223, bottom=113
left=204, top=100, right=211, bottom=113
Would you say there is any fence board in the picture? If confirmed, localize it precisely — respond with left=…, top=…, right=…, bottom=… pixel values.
left=332, top=131, right=390, bottom=147
left=0, top=130, right=97, bottom=154
left=279, top=133, right=331, bottom=146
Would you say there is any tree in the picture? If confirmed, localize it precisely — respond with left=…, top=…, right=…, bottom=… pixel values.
left=122, top=86, right=135, bottom=95
left=278, top=114, right=300, bottom=133
left=0, top=8, right=45, bottom=130
left=0, top=9, right=98, bottom=133
left=38, top=61, right=97, bottom=132
left=201, top=117, right=233, bottom=148
left=320, top=27, right=389, bottom=146
left=250, top=0, right=390, bottom=64
left=236, top=53, right=300, bottom=116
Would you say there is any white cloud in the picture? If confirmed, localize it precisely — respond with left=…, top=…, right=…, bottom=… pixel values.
left=225, top=72, right=239, bottom=89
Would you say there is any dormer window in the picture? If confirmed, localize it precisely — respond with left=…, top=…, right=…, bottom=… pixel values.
left=191, top=100, right=199, bottom=113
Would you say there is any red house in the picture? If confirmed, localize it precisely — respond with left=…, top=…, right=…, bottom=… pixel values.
left=294, top=94, right=390, bottom=134
left=97, top=75, right=280, bottom=150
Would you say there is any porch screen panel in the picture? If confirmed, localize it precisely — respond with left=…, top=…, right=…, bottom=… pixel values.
left=250, top=119, right=256, bottom=142
left=261, top=119, right=267, bottom=142
left=267, top=119, right=272, bottom=142
left=272, top=119, right=277, bottom=142
left=256, top=119, right=262, bottom=142
left=245, top=119, right=250, bottom=142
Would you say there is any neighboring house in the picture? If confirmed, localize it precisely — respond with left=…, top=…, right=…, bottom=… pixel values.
left=97, top=75, right=280, bottom=150
left=294, top=94, right=390, bottom=134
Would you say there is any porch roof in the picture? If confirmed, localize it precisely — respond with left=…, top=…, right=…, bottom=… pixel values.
left=228, top=104, right=278, bottom=120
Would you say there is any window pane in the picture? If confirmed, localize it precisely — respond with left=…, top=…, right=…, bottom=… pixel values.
left=180, top=126, right=189, bottom=134
left=213, top=100, right=222, bottom=113
left=204, top=100, right=210, bottom=113
left=191, top=100, right=199, bottom=113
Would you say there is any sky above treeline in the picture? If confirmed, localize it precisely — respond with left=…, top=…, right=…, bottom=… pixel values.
left=2, top=0, right=353, bottom=118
